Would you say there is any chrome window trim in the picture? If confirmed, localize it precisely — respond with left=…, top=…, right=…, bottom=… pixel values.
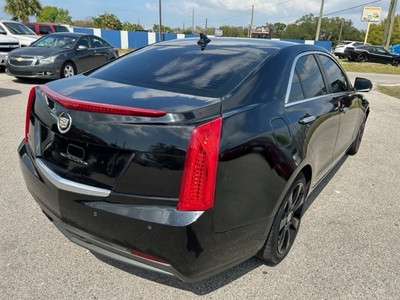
left=35, top=158, right=111, bottom=197
left=284, top=51, right=349, bottom=107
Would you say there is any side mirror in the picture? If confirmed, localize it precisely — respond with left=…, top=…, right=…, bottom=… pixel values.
left=354, top=77, right=373, bottom=92
left=77, top=45, right=88, bottom=51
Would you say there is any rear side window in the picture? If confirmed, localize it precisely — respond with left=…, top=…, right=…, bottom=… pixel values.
left=53, top=25, right=69, bottom=32
left=39, top=25, right=52, bottom=34
left=318, top=54, right=349, bottom=93
left=89, top=44, right=268, bottom=97
left=288, top=54, right=327, bottom=103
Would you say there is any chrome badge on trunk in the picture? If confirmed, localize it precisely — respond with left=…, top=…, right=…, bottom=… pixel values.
left=57, top=112, right=72, bottom=133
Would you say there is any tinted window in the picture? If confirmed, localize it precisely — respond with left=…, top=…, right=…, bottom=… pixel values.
left=53, top=25, right=69, bottom=32
left=318, top=55, right=349, bottom=93
left=39, top=25, right=51, bottom=34
left=288, top=70, right=304, bottom=102
left=91, top=36, right=108, bottom=48
left=295, top=55, right=326, bottom=98
left=89, top=44, right=268, bottom=97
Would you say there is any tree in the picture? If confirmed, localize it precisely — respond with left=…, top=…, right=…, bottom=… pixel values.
left=3, top=0, right=42, bottom=21
left=368, top=15, right=400, bottom=45
left=37, top=6, right=72, bottom=24
left=72, top=17, right=96, bottom=28
left=219, top=25, right=246, bottom=37
left=93, top=13, right=122, bottom=30
left=122, top=22, right=144, bottom=31
left=267, top=22, right=286, bottom=38
left=152, top=24, right=173, bottom=33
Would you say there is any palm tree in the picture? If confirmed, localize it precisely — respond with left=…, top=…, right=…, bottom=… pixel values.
left=4, top=0, right=42, bottom=22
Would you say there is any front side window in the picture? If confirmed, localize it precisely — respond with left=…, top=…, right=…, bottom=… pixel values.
left=318, top=54, right=349, bottom=93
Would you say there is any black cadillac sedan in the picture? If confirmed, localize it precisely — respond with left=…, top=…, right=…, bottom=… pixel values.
left=5, top=32, right=118, bottom=79
left=18, top=36, right=372, bottom=282
left=344, top=44, right=400, bottom=66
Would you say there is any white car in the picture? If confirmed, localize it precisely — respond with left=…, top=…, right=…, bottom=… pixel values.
left=0, top=20, right=39, bottom=47
left=0, top=35, right=20, bottom=67
left=334, top=41, right=370, bottom=59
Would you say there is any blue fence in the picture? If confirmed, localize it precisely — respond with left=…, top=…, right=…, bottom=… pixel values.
left=71, top=27, right=332, bottom=51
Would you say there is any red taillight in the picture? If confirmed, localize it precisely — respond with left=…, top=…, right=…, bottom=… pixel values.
left=39, top=85, right=167, bottom=117
left=130, top=249, right=167, bottom=264
left=178, top=117, right=222, bottom=211
left=25, top=86, right=37, bottom=142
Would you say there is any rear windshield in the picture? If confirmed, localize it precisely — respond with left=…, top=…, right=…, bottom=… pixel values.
left=89, top=43, right=268, bottom=97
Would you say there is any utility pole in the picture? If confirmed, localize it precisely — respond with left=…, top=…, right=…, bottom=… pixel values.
left=192, top=9, right=194, bottom=34
left=158, top=0, right=162, bottom=42
left=248, top=5, right=254, bottom=38
left=205, top=18, right=208, bottom=30
left=315, top=0, right=325, bottom=41
left=382, top=0, right=398, bottom=49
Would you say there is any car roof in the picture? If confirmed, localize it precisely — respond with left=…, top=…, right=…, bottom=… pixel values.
left=23, top=22, right=67, bottom=26
left=43, top=32, right=86, bottom=37
left=156, top=37, right=326, bottom=55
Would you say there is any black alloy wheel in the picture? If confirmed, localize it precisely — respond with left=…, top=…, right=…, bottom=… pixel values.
left=347, top=116, right=366, bottom=155
left=392, top=59, right=399, bottom=67
left=357, top=53, right=368, bottom=62
left=257, top=172, right=307, bottom=266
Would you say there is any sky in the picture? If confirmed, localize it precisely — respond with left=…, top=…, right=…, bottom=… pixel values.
left=0, top=0, right=397, bottom=31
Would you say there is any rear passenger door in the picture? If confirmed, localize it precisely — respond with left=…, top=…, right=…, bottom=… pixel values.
left=284, top=53, right=341, bottom=183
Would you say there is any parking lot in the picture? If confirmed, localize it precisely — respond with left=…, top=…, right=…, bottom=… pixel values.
left=1, top=70, right=399, bottom=299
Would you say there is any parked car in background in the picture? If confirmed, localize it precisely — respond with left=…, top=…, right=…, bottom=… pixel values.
left=5, top=32, right=119, bottom=80
left=18, top=36, right=372, bottom=282
left=334, top=41, right=369, bottom=59
left=23, top=22, right=70, bottom=35
left=0, top=35, right=19, bottom=68
left=0, top=20, right=39, bottom=46
left=389, top=43, right=400, bottom=55
left=344, top=44, right=400, bottom=66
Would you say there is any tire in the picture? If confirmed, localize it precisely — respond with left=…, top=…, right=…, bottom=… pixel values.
left=257, top=172, right=307, bottom=266
left=392, top=59, right=399, bottom=67
left=61, top=62, right=76, bottom=78
left=357, top=53, right=367, bottom=62
left=347, top=116, right=366, bottom=155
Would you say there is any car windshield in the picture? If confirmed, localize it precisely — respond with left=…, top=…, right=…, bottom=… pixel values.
left=31, top=35, right=77, bottom=49
left=3, top=22, right=35, bottom=35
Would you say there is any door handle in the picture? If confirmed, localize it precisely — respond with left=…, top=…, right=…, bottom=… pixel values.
left=299, top=115, right=316, bottom=124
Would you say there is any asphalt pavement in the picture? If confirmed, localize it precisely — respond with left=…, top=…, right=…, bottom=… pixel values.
left=1, top=70, right=399, bottom=299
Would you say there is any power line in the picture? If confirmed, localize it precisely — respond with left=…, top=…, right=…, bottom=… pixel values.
left=324, top=0, right=382, bottom=16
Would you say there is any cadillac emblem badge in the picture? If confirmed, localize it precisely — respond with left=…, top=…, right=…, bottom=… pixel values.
left=57, top=112, right=72, bottom=133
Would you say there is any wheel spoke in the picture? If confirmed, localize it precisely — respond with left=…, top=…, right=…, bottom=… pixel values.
left=290, top=216, right=300, bottom=231
left=279, top=217, right=287, bottom=231
left=278, top=226, right=287, bottom=253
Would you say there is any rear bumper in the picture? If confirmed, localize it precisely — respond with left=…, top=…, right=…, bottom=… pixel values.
left=18, top=141, right=265, bottom=282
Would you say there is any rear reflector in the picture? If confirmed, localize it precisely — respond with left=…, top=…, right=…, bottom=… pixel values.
left=130, top=249, right=167, bottom=264
left=39, top=85, right=167, bottom=117
left=25, top=87, right=37, bottom=142
left=178, top=117, right=222, bottom=211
